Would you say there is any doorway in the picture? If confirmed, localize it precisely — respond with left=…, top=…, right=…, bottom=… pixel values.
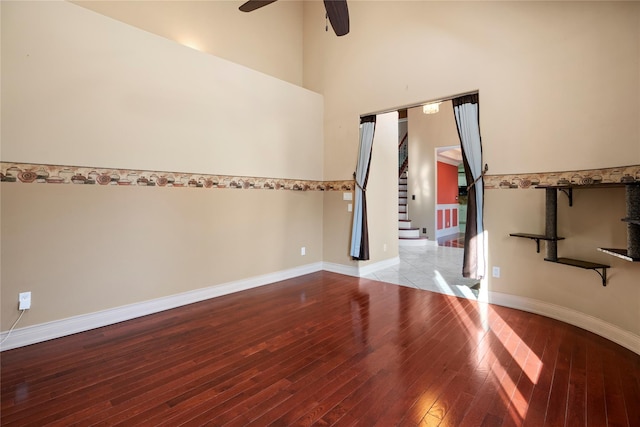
left=435, top=145, right=466, bottom=247
left=379, top=93, right=484, bottom=289
left=359, top=92, right=484, bottom=288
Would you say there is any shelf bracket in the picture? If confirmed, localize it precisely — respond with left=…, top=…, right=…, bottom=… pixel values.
left=559, top=188, right=573, bottom=206
left=594, top=267, right=607, bottom=286
left=545, top=257, right=610, bottom=287
left=509, top=233, right=565, bottom=254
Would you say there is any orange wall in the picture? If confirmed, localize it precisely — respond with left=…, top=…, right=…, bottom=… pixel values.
left=437, top=162, right=459, bottom=204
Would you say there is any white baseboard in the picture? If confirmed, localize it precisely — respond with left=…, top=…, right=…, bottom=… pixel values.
left=322, top=261, right=360, bottom=277
left=483, top=290, right=640, bottom=355
left=358, top=256, right=400, bottom=276
left=0, top=262, right=323, bottom=351
left=2, top=262, right=638, bottom=356
left=322, top=256, right=400, bottom=277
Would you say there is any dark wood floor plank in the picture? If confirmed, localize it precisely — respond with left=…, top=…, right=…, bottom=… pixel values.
left=396, top=298, right=500, bottom=425
left=246, top=335, right=398, bottom=426
left=543, top=328, right=572, bottom=426
left=438, top=391, right=476, bottom=427
left=602, top=346, right=631, bottom=427
left=404, top=307, right=505, bottom=425
left=108, top=306, right=373, bottom=424
left=1, top=271, right=638, bottom=426
left=299, top=290, right=469, bottom=426
left=375, top=300, right=488, bottom=427
left=586, top=337, right=608, bottom=427
left=99, top=281, right=372, bottom=424
left=370, top=300, right=488, bottom=424
left=500, top=314, right=551, bottom=427
left=457, top=309, right=520, bottom=427
left=521, top=319, right=565, bottom=427
left=617, top=350, right=640, bottom=427
left=484, top=308, right=538, bottom=424
left=565, top=335, right=588, bottom=427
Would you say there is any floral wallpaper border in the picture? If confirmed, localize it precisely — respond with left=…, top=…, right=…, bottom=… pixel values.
left=484, top=164, right=640, bottom=189
left=3, top=162, right=639, bottom=192
left=0, top=162, right=354, bottom=192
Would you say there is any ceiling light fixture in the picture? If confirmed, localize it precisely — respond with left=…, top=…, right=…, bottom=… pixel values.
left=422, top=102, right=441, bottom=115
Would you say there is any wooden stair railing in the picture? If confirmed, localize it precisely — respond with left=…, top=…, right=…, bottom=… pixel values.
left=398, top=132, right=408, bottom=177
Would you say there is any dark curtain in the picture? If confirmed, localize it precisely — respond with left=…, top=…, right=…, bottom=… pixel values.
left=452, top=94, right=485, bottom=279
left=350, top=115, right=377, bottom=260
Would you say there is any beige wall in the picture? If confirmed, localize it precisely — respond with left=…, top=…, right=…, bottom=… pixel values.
left=407, top=105, right=436, bottom=240
left=304, top=1, right=640, bottom=178
left=487, top=188, right=639, bottom=335
left=305, top=1, right=640, bottom=336
left=2, top=1, right=322, bottom=180
left=0, top=1, right=323, bottom=330
left=1, top=184, right=323, bottom=328
left=322, top=191, right=356, bottom=265
left=322, top=112, right=399, bottom=266
left=73, top=0, right=304, bottom=86
left=407, top=101, right=460, bottom=241
left=361, top=111, right=399, bottom=265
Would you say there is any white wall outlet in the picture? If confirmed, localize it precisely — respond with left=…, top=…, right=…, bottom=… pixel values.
left=383, top=243, right=387, bottom=252
left=19, top=292, right=31, bottom=310
left=492, top=266, right=501, bottom=278
left=347, top=203, right=352, bottom=212
left=343, top=192, right=353, bottom=201
left=301, top=247, right=306, bottom=256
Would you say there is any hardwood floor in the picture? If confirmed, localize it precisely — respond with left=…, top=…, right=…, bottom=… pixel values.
left=2, top=271, right=639, bottom=426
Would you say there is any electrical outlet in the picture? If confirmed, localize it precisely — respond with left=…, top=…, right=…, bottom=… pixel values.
left=347, top=203, right=352, bottom=212
left=301, top=247, right=306, bottom=256
left=19, top=292, right=31, bottom=310
left=492, top=266, right=501, bottom=278
left=383, top=243, right=387, bottom=252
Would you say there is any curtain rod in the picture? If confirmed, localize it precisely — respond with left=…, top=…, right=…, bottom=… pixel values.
left=360, top=89, right=479, bottom=118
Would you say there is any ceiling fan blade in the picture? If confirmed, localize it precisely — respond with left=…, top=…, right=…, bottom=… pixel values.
left=323, top=0, right=349, bottom=36
left=239, top=0, right=278, bottom=13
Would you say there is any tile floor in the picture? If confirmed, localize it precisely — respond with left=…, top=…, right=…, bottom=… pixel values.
left=362, top=243, right=481, bottom=299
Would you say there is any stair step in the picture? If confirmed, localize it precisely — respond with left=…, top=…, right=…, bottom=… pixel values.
left=399, top=197, right=407, bottom=203
left=398, top=184, right=407, bottom=191
left=399, top=212, right=408, bottom=220
left=399, top=236, right=430, bottom=247
left=399, top=178, right=407, bottom=185
left=399, top=228, right=421, bottom=239
left=399, top=205, right=407, bottom=213
left=399, top=191, right=407, bottom=198
left=399, top=220, right=412, bottom=229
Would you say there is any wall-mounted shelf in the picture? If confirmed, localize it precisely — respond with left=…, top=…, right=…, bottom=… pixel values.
left=509, top=183, right=640, bottom=286
left=509, top=233, right=565, bottom=253
left=536, top=182, right=629, bottom=189
left=535, top=182, right=628, bottom=207
left=597, top=248, right=640, bottom=262
left=544, top=257, right=610, bottom=286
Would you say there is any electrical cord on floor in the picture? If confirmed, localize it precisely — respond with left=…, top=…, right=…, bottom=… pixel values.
left=0, top=310, right=26, bottom=346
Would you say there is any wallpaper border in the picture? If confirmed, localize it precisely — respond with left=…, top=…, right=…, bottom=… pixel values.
left=0, top=162, right=354, bottom=192
left=3, top=162, right=639, bottom=191
left=484, top=164, right=640, bottom=189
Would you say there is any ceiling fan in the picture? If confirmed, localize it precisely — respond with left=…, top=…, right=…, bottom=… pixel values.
left=239, top=0, right=350, bottom=36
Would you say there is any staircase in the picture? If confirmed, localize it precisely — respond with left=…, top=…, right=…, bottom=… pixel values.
left=398, top=172, right=429, bottom=246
